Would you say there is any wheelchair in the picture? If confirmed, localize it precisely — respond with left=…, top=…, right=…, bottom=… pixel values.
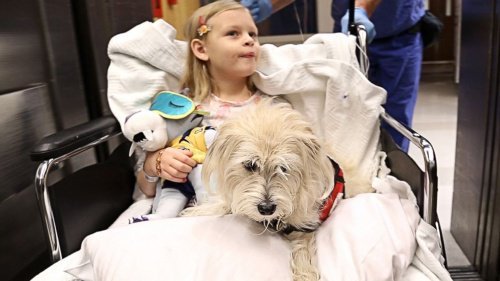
left=30, top=112, right=443, bottom=265
left=29, top=15, right=448, bottom=279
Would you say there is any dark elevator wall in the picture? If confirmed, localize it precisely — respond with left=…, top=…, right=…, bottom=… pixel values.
left=0, top=0, right=151, bottom=279
left=452, top=0, right=500, bottom=280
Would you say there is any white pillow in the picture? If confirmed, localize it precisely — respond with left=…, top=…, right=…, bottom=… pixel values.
left=65, top=185, right=422, bottom=281
left=75, top=215, right=292, bottom=281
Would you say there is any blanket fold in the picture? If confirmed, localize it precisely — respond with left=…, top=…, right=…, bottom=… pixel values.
left=107, top=19, right=387, bottom=197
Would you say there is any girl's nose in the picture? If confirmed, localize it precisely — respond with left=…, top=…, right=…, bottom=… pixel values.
left=244, top=34, right=255, bottom=46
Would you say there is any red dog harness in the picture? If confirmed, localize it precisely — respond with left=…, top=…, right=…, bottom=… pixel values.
left=319, top=159, right=345, bottom=222
left=280, top=158, right=344, bottom=234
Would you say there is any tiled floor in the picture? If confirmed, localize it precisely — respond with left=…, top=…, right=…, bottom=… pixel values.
left=408, top=76, right=471, bottom=267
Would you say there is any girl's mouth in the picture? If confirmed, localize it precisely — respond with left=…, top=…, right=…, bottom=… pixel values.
left=240, top=52, right=255, bottom=58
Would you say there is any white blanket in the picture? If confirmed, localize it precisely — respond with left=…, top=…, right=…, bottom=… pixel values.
left=107, top=19, right=386, bottom=196
left=253, top=38, right=386, bottom=195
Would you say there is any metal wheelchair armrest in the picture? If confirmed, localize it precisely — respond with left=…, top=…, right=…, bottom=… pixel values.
left=30, top=116, right=121, bottom=161
left=350, top=19, right=444, bottom=266
left=30, top=116, right=123, bottom=262
left=381, top=112, right=446, bottom=268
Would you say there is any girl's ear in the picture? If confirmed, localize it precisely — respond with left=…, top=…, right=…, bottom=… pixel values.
left=191, top=39, right=209, bottom=61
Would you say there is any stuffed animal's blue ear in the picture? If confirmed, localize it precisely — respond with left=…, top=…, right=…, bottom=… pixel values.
left=150, top=91, right=195, bottom=119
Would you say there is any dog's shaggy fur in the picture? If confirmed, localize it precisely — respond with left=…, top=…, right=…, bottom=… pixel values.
left=181, top=99, right=336, bottom=280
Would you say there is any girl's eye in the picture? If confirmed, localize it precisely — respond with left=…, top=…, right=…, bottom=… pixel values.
left=249, top=32, right=258, bottom=38
left=227, top=31, right=239, bottom=37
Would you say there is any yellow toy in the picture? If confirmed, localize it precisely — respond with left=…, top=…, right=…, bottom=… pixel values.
left=170, top=126, right=216, bottom=164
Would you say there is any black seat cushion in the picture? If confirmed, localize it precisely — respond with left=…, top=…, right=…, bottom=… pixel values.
left=379, top=129, right=424, bottom=215
left=49, top=142, right=135, bottom=256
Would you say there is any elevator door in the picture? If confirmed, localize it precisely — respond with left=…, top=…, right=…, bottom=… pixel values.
left=452, top=1, right=500, bottom=280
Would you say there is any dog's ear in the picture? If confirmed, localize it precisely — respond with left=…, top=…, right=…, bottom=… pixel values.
left=202, top=126, right=242, bottom=194
left=302, top=135, right=321, bottom=156
left=201, top=135, right=221, bottom=194
left=300, top=137, right=335, bottom=200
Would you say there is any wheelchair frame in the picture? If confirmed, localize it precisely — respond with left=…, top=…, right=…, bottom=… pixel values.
left=348, top=24, right=438, bottom=227
left=30, top=112, right=439, bottom=263
left=31, top=12, right=442, bottom=264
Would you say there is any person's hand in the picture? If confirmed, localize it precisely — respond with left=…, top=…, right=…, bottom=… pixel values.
left=241, top=0, right=273, bottom=23
left=341, top=7, right=376, bottom=43
left=145, top=147, right=197, bottom=183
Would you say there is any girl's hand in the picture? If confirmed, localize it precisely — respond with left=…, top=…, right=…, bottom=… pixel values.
left=144, top=147, right=197, bottom=183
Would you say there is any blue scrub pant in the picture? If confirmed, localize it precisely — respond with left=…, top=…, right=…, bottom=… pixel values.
left=368, top=32, right=423, bottom=152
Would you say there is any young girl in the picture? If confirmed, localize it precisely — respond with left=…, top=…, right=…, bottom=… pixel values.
left=137, top=0, right=266, bottom=220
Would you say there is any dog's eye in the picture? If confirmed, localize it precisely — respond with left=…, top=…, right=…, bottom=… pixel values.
left=279, top=166, right=288, bottom=173
left=243, top=160, right=258, bottom=172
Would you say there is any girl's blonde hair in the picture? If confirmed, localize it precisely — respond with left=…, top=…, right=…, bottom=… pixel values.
left=180, top=0, right=254, bottom=102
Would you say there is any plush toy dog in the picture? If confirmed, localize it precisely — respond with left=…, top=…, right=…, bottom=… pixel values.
left=123, top=90, right=217, bottom=220
left=123, top=90, right=206, bottom=156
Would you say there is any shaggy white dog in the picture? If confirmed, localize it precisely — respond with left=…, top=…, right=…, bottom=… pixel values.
left=181, top=99, right=340, bottom=280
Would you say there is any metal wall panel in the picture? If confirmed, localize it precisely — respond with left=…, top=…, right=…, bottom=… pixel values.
left=0, top=182, right=50, bottom=280
left=0, top=1, right=56, bottom=279
left=0, top=0, right=91, bottom=278
left=38, top=0, right=90, bottom=129
left=70, top=0, right=151, bottom=119
left=0, top=0, right=152, bottom=278
left=0, top=85, right=55, bottom=280
left=0, top=0, right=47, bottom=94
left=452, top=0, right=492, bottom=262
left=0, top=85, right=56, bottom=202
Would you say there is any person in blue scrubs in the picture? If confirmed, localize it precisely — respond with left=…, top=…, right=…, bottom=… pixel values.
left=332, top=0, right=425, bottom=152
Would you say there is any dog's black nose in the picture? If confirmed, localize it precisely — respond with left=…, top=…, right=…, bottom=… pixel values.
left=257, top=200, right=276, bottom=215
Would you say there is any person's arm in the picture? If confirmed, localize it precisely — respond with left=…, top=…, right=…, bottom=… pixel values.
left=143, top=147, right=197, bottom=183
left=271, top=0, right=295, bottom=13
left=339, top=0, right=381, bottom=43
left=241, top=0, right=295, bottom=23
left=354, top=0, right=381, bottom=17
left=136, top=169, right=158, bottom=197
left=137, top=147, right=195, bottom=197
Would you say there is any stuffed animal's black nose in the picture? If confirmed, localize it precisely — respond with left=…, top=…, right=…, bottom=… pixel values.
left=257, top=200, right=276, bottom=215
left=133, top=132, right=146, bottom=142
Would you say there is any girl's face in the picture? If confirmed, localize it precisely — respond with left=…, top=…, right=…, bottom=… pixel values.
left=201, top=9, right=260, bottom=81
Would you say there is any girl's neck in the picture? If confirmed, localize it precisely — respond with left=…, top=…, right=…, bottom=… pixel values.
left=213, top=79, right=252, bottom=102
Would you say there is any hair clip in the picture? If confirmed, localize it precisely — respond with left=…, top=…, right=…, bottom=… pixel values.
left=197, top=16, right=211, bottom=36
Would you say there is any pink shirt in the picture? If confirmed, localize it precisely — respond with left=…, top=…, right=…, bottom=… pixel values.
left=198, top=92, right=263, bottom=128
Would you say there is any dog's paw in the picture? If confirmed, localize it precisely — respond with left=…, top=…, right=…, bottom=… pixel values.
left=179, top=203, right=229, bottom=217
left=291, top=260, right=320, bottom=281
left=178, top=207, right=200, bottom=217
left=292, top=271, right=319, bottom=281
left=289, top=232, right=320, bottom=281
